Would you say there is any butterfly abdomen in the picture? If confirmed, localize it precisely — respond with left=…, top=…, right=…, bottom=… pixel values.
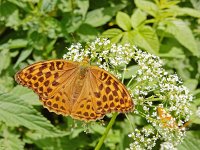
left=71, top=66, right=88, bottom=102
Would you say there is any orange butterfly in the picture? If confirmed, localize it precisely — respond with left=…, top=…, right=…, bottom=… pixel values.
left=15, top=59, right=134, bottom=121
left=157, top=107, right=177, bottom=128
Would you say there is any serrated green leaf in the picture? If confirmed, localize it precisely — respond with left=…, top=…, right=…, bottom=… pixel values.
left=0, top=92, right=63, bottom=137
left=135, top=0, right=158, bottom=17
left=10, top=86, right=40, bottom=105
left=116, top=11, right=132, bottom=31
left=165, top=20, right=199, bottom=57
left=131, top=9, right=147, bottom=29
left=131, top=26, right=159, bottom=54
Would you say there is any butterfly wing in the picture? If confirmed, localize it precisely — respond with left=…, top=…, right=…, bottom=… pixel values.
left=70, top=71, right=105, bottom=121
left=15, top=59, right=79, bottom=115
left=15, top=60, right=79, bottom=98
left=71, top=66, right=134, bottom=121
left=88, top=66, right=134, bottom=113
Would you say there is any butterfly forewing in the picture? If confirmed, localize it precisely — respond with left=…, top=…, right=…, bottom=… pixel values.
left=15, top=60, right=79, bottom=99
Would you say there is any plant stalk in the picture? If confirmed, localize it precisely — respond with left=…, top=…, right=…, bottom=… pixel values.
left=94, top=112, right=118, bottom=150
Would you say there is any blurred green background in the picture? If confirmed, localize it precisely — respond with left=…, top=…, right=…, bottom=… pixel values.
left=0, top=0, right=200, bottom=149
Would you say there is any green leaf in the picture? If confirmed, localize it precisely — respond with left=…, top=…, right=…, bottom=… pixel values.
left=76, top=0, right=89, bottom=18
left=8, top=39, right=28, bottom=49
left=0, top=128, right=25, bottom=150
left=183, top=79, right=198, bottom=91
left=134, top=0, right=158, bottom=17
left=28, top=32, right=47, bottom=51
left=159, top=38, right=186, bottom=59
left=0, top=92, right=63, bottom=137
left=158, top=47, right=185, bottom=59
left=0, top=76, right=14, bottom=93
left=0, top=1, right=18, bottom=22
left=0, top=39, right=28, bottom=51
left=43, top=17, right=61, bottom=38
left=165, top=20, right=199, bottom=57
left=124, top=65, right=139, bottom=79
left=5, top=0, right=30, bottom=11
left=190, top=0, right=200, bottom=10
left=40, top=0, right=58, bottom=13
left=178, top=131, right=200, bottom=150
left=101, top=28, right=123, bottom=38
left=131, top=26, right=159, bottom=54
left=85, top=5, right=125, bottom=27
left=170, top=6, right=200, bottom=18
left=116, top=11, right=132, bottom=31
left=120, top=32, right=135, bottom=45
left=77, top=23, right=99, bottom=41
left=33, top=134, right=90, bottom=150
left=10, top=86, right=40, bottom=105
left=7, top=10, right=20, bottom=28
left=0, top=49, right=11, bottom=74
left=14, top=48, right=32, bottom=68
left=131, top=9, right=147, bottom=29
left=189, top=101, right=200, bottom=125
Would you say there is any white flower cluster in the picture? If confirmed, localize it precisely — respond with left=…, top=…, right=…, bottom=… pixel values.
left=63, top=38, right=193, bottom=150
left=128, top=128, right=158, bottom=150
left=128, top=48, right=192, bottom=149
left=160, top=142, right=178, bottom=150
left=63, top=43, right=86, bottom=62
left=63, top=38, right=134, bottom=74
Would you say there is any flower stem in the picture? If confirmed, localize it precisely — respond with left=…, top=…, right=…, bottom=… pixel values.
left=94, top=112, right=118, bottom=150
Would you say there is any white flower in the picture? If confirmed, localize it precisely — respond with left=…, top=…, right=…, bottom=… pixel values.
left=160, top=142, right=177, bottom=150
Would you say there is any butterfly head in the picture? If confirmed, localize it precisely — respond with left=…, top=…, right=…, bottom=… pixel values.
left=81, top=57, right=90, bottom=65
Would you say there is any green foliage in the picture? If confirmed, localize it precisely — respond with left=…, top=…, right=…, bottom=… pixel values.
left=0, top=0, right=200, bottom=149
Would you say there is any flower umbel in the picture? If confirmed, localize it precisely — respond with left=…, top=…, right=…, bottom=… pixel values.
left=63, top=38, right=193, bottom=150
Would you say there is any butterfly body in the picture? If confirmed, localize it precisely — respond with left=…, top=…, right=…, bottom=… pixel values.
left=15, top=59, right=134, bottom=121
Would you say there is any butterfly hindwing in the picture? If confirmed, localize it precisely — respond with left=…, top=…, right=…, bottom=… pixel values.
left=88, top=66, right=134, bottom=114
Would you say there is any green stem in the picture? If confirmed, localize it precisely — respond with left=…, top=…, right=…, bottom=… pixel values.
left=94, top=113, right=118, bottom=150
